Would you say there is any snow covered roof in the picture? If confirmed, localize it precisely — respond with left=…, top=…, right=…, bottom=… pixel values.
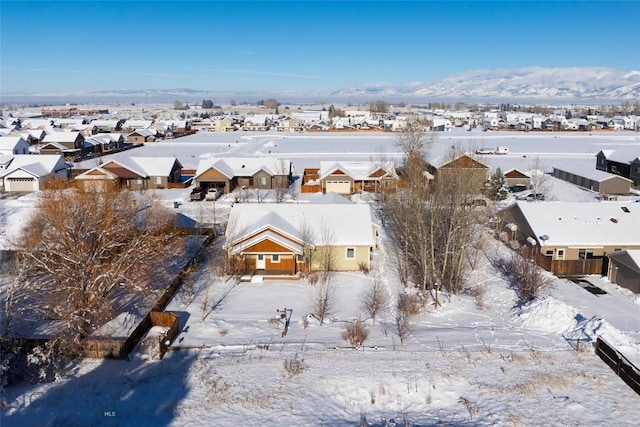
left=598, top=148, right=640, bottom=163
left=225, top=203, right=375, bottom=248
left=515, top=201, right=640, bottom=246
left=607, top=249, right=640, bottom=272
left=319, top=161, right=397, bottom=181
left=103, top=156, right=181, bottom=177
left=0, top=154, right=69, bottom=178
left=0, top=137, right=28, bottom=151
left=42, top=131, right=82, bottom=143
left=194, top=157, right=290, bottom=179
left=554, top=162, right=633, bottom=183
left=307, top=192, right=353, bottom=204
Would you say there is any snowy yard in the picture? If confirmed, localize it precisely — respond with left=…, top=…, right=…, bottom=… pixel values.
left=2, top=129, right=640, bottom=426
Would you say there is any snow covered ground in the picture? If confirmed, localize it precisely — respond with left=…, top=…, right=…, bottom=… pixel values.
left=2, top=129, right=640, bottom=426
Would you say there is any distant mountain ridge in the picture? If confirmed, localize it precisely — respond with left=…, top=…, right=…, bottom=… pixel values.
left=331, top=67, right=640, bottom=102
left=2, top=67, right=638, bottom=104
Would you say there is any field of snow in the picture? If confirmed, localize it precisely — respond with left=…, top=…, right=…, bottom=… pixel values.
left=2, top=129, right=640, bottom=426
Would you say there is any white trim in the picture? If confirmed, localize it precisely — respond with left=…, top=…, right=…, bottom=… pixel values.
left=345, top=247, right=355, bottom=260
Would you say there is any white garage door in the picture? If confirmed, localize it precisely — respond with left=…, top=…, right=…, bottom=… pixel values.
left=325, top=180, right=351, bottom=194
left=6, top=178, right=37, bottom=192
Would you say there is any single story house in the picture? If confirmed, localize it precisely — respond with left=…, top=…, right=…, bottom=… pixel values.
left=224, top=202, right=376, bottom=277
left=0, top=154, right=71, bottom=191
left=74, top=156, right=183, bottom=191
left=501, top=201, right=640, bottom=276
left=193, top=157, right=292, bottom=194
left=319, top=161, right=400, bottom=195
left=606, top=249, right=640, bottom=293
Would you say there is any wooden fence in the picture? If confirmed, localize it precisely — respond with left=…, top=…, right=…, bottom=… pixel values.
left=595, top=337, right=640, bottom=396
left=536, top=255, right=603, bottom=276
left=82, top=311, right=179, bottom=359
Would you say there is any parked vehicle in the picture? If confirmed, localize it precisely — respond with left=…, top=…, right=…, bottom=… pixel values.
left=205, top=188, right=220, bottom=201
left=190, top=187, right=205, bottom=201
left=509, top=184, right=528, bottom=193
left=475, top=146, right=510, bottom=155
left=525, top=193, right=545, bottom=201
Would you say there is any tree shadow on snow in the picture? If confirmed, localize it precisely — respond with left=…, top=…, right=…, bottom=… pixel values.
left=1, top=349, right=199, bottom=427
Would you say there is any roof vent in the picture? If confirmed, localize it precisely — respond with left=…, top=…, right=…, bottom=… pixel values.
left=610, top=217, right=618, bottom=223
left=621, top=206, right=630, bottom=213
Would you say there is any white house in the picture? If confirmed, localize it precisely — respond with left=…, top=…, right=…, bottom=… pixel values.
left=0, top=154, right=70, bottom=191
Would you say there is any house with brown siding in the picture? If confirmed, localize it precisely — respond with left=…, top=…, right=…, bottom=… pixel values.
left=426, top=152, right=490, bottom=192
left=193, top=157, right=292, bottom=193
left=41, top=131, right=85, bottom=156
left=503, top=168, right=531, bottom=189
left=225, top=201, right=376, bottom=277
left=75, top=157, right=182, bottom=191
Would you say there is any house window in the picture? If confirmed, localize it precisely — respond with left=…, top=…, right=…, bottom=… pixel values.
left=155, top=176, right=162, bottom=185
left=346, top=248, right=355, bottom=259
left=136, top=179, right=143, bottom=185
left=296, top=254, right=304, bottom=262
left=578, top=249, right=594, bottom=260
left=557, top=249, right=565, bottom=260
left=272, top=254, right=280, bottom=263
left=260, top=176, right=267, bottom=186
left=545, top=250, right=553, bottom=257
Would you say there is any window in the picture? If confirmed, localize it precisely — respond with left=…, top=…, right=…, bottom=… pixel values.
left=557, top=249, right=565, bottom=260
left=346, top=248, right=355, bottom=259
left=296, top=254, right=304, bottom=262
left=136, top=179, right=143, bottom=185
left=260, top=176, right=267, bottom=186
left=271, top=254, right=280, bottom=263
left=155, top=176, right=162, bottom=185
left=545, top=250, right=553, bottom=257
left=578, top=249, right=593, bottom=260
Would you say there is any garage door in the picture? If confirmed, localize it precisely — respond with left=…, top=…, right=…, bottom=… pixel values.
left=325, top=180, right=351, bottom=194
left=6, top=178, right=36, bottom=192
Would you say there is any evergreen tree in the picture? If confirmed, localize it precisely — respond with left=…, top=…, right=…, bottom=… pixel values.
left=484, top=168, right=508, bottom=201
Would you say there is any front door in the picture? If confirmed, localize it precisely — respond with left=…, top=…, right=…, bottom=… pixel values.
left=256, top=254, right=266, bottom=270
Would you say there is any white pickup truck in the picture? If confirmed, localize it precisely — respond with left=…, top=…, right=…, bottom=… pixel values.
left=475, top=146, right=509, bottom=155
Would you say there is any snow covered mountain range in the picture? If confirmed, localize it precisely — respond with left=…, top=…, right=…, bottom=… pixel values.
left=330, top=67, right=640, bottom=102
left=2, top=67, right=638, bottom=103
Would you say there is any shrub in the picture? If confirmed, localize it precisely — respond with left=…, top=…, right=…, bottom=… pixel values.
left=283, top=354, right=308, bottom=377
left=504, top=251, right=553, bottom=302
left=341, top=320, right=370, bottom=347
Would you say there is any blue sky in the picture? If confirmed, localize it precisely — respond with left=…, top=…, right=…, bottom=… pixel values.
left=1, top=1, right=639, bottom=94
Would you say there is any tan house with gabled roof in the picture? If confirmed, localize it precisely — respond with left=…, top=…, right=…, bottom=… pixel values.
left=224, top=201, right=376, bottom=277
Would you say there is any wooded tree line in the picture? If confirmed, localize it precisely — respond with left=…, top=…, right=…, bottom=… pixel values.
left=381, top=123, right=490, bottom=303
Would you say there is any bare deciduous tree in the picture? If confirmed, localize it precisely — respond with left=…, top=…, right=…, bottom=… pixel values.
left=273, top=159, right=291, bottom=203
left=8, top=186, right=183, bottom=356
left=383, top=141, right=490, bottom=303
left=312, top=278, right=336, bottom=326
left=360, top=274, right=389, bottom=324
